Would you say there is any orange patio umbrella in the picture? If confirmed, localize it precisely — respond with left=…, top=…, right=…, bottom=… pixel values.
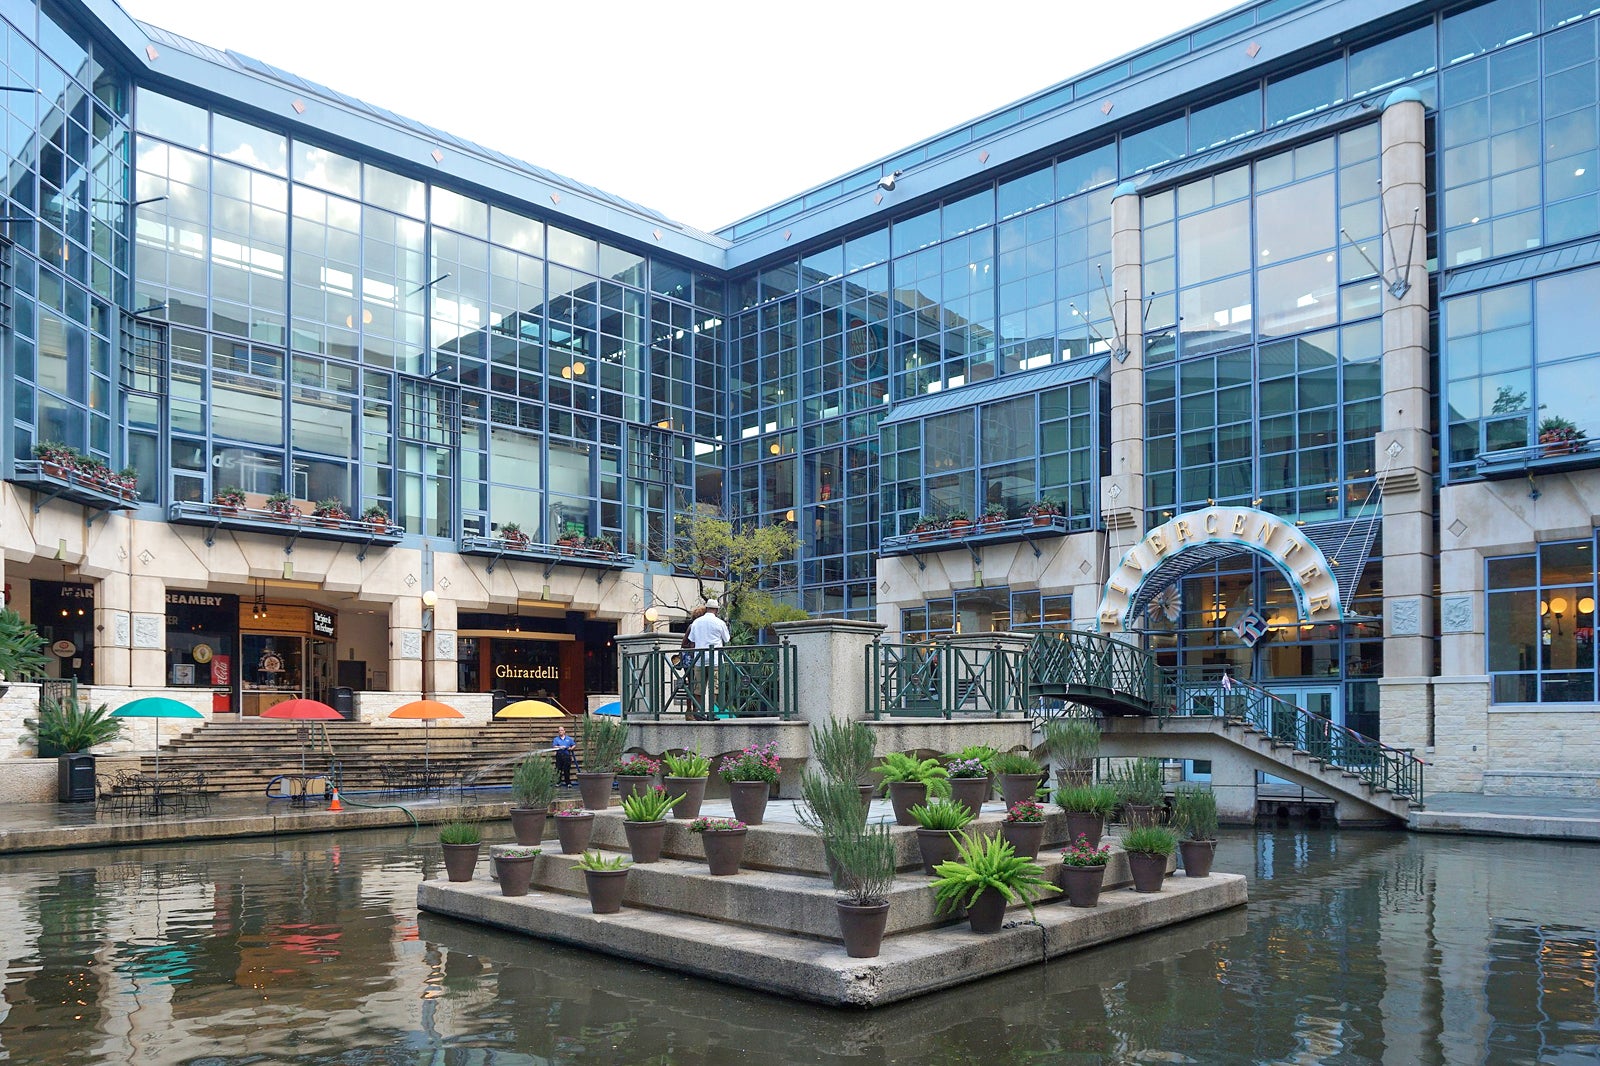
left=388, top=699, right=464, bottom=778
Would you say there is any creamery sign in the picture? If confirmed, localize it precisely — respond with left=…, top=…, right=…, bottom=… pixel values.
left=1097, top=506, right=1344, bottom=632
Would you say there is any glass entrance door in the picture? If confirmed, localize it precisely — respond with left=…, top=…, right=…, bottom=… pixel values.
left=1259, top=683, right=1341, bottom=788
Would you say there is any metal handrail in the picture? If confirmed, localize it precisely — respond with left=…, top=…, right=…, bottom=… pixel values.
left=865, top=639, right=1029, bottom=719
left=1025, top=629, right=1169, bottom=716
left=620, top=644, right=795, bottom=720
left=1171, top=675, right=1425, bottom=803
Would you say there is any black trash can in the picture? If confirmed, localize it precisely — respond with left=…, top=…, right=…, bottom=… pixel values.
left=491, top=689, right=510, bottom=716
left=58, top=753, right=96, bottom=803
left=332, top=687, right=355, bottom=719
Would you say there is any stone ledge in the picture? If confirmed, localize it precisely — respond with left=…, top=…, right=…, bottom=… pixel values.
left=417, top=871, right=1247, bottom=1007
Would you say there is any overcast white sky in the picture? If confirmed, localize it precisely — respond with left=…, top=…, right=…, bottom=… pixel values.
left=119, top=0, right=1241, bottom=232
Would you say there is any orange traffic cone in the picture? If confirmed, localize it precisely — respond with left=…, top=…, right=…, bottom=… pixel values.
left=328, top=789, right=343, bottom=812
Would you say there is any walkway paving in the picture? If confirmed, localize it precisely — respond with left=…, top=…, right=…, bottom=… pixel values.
left=1, top=786, right=1596, bottom=855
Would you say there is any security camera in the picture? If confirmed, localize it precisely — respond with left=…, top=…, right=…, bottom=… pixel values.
left=877, top=170, right=903, bottom=192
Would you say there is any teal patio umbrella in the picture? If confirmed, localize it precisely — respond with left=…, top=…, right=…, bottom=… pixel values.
left=112, top=697, right=206, bottom=787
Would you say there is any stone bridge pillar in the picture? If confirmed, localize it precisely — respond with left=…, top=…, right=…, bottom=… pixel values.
left=772, top=619, right=887, bottom=734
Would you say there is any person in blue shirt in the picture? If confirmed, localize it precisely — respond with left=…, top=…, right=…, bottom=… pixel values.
left=551, top=723, right=577, bottom=786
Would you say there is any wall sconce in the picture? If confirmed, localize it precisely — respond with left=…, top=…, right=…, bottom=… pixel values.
left=422, top=589, right=438, bottom=609
left=1581, top=596, right=1596, bottom=616
left=643, top=606, right=659, bottom=625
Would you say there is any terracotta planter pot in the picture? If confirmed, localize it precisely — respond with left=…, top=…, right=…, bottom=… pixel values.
left=440, top=843, right=480, bottom=883
left=508, top=807, right=548, bottom=846
left=999, top=773, right=1041, bottom=809
left=665, top=776, right=707, bottom=819
left=617, top=776, right=657, bottom=805
left=1128, top=851, right=1168, bottom=893
left=494, top=855, right=537, bottom=896
left=584, top=868, right=629, bottom=914
left=1060, top=863, right=1106, bottom=907
left=836, top=900, right=890, bottom=958
left=916, top=827, right=962, bottom=875
left=857, top=784, right=875, bottom=824
left=623, top=819, right=668, bottom=863
left=965, top=886, right=1008, bottom=933
left=888, top=780, right=928, bottom=826
left=1063, top=812, right=1104, bottom=850
left=1179, top=839, right=1216, bottom=878
left=699, top=827, right=748, bottom=875
left=554, top=812, right=596, bottom=854
left=727, top=780, right=771, bottom=825
left=576, top=772, right=615, bottom=810
left=1001, top=819, right=1045, bottom=859
left=949, top=776, right=991, bottom=821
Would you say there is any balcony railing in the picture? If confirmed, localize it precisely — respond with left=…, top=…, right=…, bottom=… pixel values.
left=458, top=533, right=633, bottom=577
left=9, top=459, right=137, bottom=522
left=1475, top=438, right=1600, bottom=479
left=878, top=513, right=1074, bottom=564
left=621, top=644, right=796, bottom=720
left=865, top=638, right=1029, bottom=718
left=167, top=500, right=403, bottom=558
left=1026, top=629, right=1169, bottom=716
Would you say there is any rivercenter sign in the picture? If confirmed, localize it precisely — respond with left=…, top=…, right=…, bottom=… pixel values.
left=1097, top=505, right=1344, bottom=632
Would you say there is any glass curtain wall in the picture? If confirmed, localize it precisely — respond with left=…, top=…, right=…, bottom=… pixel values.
left=5, top=2, right=131, bottom=470
left=1486, top=538, right=1599, bottom=703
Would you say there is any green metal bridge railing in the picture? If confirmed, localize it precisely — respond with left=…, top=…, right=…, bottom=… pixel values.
left=865, top=639, right=1029, bottom=719
left=620, top=643, right=797, bottom=720
left=1170, top=674, right=1425, bottom=803
left=1024, top=629, right=1170, bottom=716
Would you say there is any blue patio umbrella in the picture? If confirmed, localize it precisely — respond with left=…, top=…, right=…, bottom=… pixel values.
left=112, top=697, right=205, bottom=786
left=593, top=701, right=622, bottom=717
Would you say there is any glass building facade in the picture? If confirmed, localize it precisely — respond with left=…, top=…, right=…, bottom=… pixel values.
left=4, top=0, right=1600, bottom=794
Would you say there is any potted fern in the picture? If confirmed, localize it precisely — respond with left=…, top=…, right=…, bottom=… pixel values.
left=831, top=820, right=897, bottom=958
left=438, top=820, right=482, bottom=882
left=576, top=850, right=631, bottom=913
left=909, top=798, right=973, bottom=875
left=873, top=752, right=950, bottom=826
left=509, top=753, right=557, bottom=845
left=661, top=748, right=711, bottom=819
left=1172, top=783, right=1220, bottom=878
left=620, top=785, right=684, bottom=863
left=932, top=831, right=1057, bottom=933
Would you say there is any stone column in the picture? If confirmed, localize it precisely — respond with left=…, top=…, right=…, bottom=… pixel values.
left=771, top=619, right=886, bottom=734
left=389, top=598, right=423, bottom=697
left=94, top=569, right=132, bottom=687
left=128, top=574, right=167, bottom=688
left=430, top=598, right=458, bottom=696
left=1101, top=182, right=1147, bottom=548
left=1376, top=88, right=1436, bottom=745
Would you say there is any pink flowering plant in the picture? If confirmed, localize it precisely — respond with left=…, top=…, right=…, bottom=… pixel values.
left=1005, top=799, right=1045, bottom=823
left=945, top=757, right=988, bottom=779
left=686, top=817, right=746, bottom=833
left=553, top=807, right=592, bottom=818
left=719, top=742, right=781, bottom=783
left=616, top=753, right=660, bottom=777
left=1061, top=834, right=1112, bottom=866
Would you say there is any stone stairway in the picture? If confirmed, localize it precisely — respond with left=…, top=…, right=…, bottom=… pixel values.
left=420, top=803, right=1248, bottom=1007
left=137, top=720, right=562, bottom=796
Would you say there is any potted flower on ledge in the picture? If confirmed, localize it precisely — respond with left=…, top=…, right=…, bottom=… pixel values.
left=264, top=491, right=300, bottom=520
left=499, top=522, right=530, bottom=550
left=312, top=498, right=349, bottom=527
left=1026, top=498, right=1063, bottom=525
left=32, top=441, right=78, bottom=479
left=1538, top=415, right=1587, bottom=457
left=361, top=503, right=392, bottom=533
left=585, top=534, right=618, bottom=557
left=212, top=485, right=247, bottom=514
left=944, top=509, right=971, bottom=535
left=910, top=514, right=947, bottom=541
left=116, top=467, right=140, bottom=501
left=980, top=503, right=1008, bottom=528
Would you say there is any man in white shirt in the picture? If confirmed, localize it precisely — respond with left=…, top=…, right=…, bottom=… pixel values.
left=686, top=599, right=730, bottom=717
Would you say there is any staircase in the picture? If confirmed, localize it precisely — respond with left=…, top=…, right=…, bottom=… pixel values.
left=138, top=720, right=563, bottom=796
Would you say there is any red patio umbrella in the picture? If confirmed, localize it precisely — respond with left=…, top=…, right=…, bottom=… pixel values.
left=262, top=698, right=344, bottom=776
left=388, top=699, right=464, bottom=780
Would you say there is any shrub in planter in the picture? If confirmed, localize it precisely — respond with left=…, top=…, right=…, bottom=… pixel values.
left=1041, top=716, right=1100, bottom=788
left=829, top=820, right=896, bottom=958
left=931, top=831, right=1057, bottom=933
left=510, top=754, right=558, bottom=845
left=438, top=820, right=482, bottom=882
left=1109, top=758, right=1167, bottom=826
left=991, top=750, right=1046, bottom=808
left=312, top=498, right=349, bottom=525
left=490, top=844, right=541, bottom=896
left=576, top=850, right=631, bottom=913
left=1121, top=825, right=1178, bottom=893
left=20, top=696, right=121, bottom=758
left=812, top=719, right=877, bottom=813
left=0, top=607, right=53, bottom=687
left=361, top=503, right=391, bottom=530
left=944, top=756, right=992, bottom=821
left=553, top=807, right=596, bottom=854
left=661, top=748, right=711, bottom=819
left=720, top=742, right=781, bottom=825
left=1056, top=783, right=1119, bottom=848
left=910, top=798, right=973, bottom=874
left=1059, top=834, right=1112, bottom=907
left=576, top=716, right=629, bottom=809
left=264, top=491, right=299, bottom=519
left=212, top=485, right=247, bottom=511
left=499, top=522, right=530, bottom=548
left=1172, top=783, right=1220, bottom=878
left=620, top=786, right=684, bottom=863
left=798, top=772, right=874, bottom=878
left=615, top=753, right=661, bottom=803
left=1001, top=798, right=1046, bottom=859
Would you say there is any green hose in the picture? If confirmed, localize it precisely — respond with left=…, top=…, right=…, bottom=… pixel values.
left=337, top=790, right=419, bottom=827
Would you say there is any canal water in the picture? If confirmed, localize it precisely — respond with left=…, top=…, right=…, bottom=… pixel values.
left=0, top=826, right=1595, bottom=1064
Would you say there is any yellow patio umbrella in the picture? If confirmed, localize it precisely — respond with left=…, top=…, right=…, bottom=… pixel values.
left=495, top=699, right=566, bottom=719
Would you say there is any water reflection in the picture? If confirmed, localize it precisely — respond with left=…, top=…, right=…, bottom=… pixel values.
left=0, top=827, right=1595, bottom=1064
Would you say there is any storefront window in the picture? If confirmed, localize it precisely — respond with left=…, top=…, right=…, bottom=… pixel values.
left=1486, top=539, right=1599, bottom=702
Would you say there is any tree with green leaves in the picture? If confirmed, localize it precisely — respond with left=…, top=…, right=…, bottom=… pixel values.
left=665, top=512, right=805, bottom=642
left=0, top=608, right=52, bottom=683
